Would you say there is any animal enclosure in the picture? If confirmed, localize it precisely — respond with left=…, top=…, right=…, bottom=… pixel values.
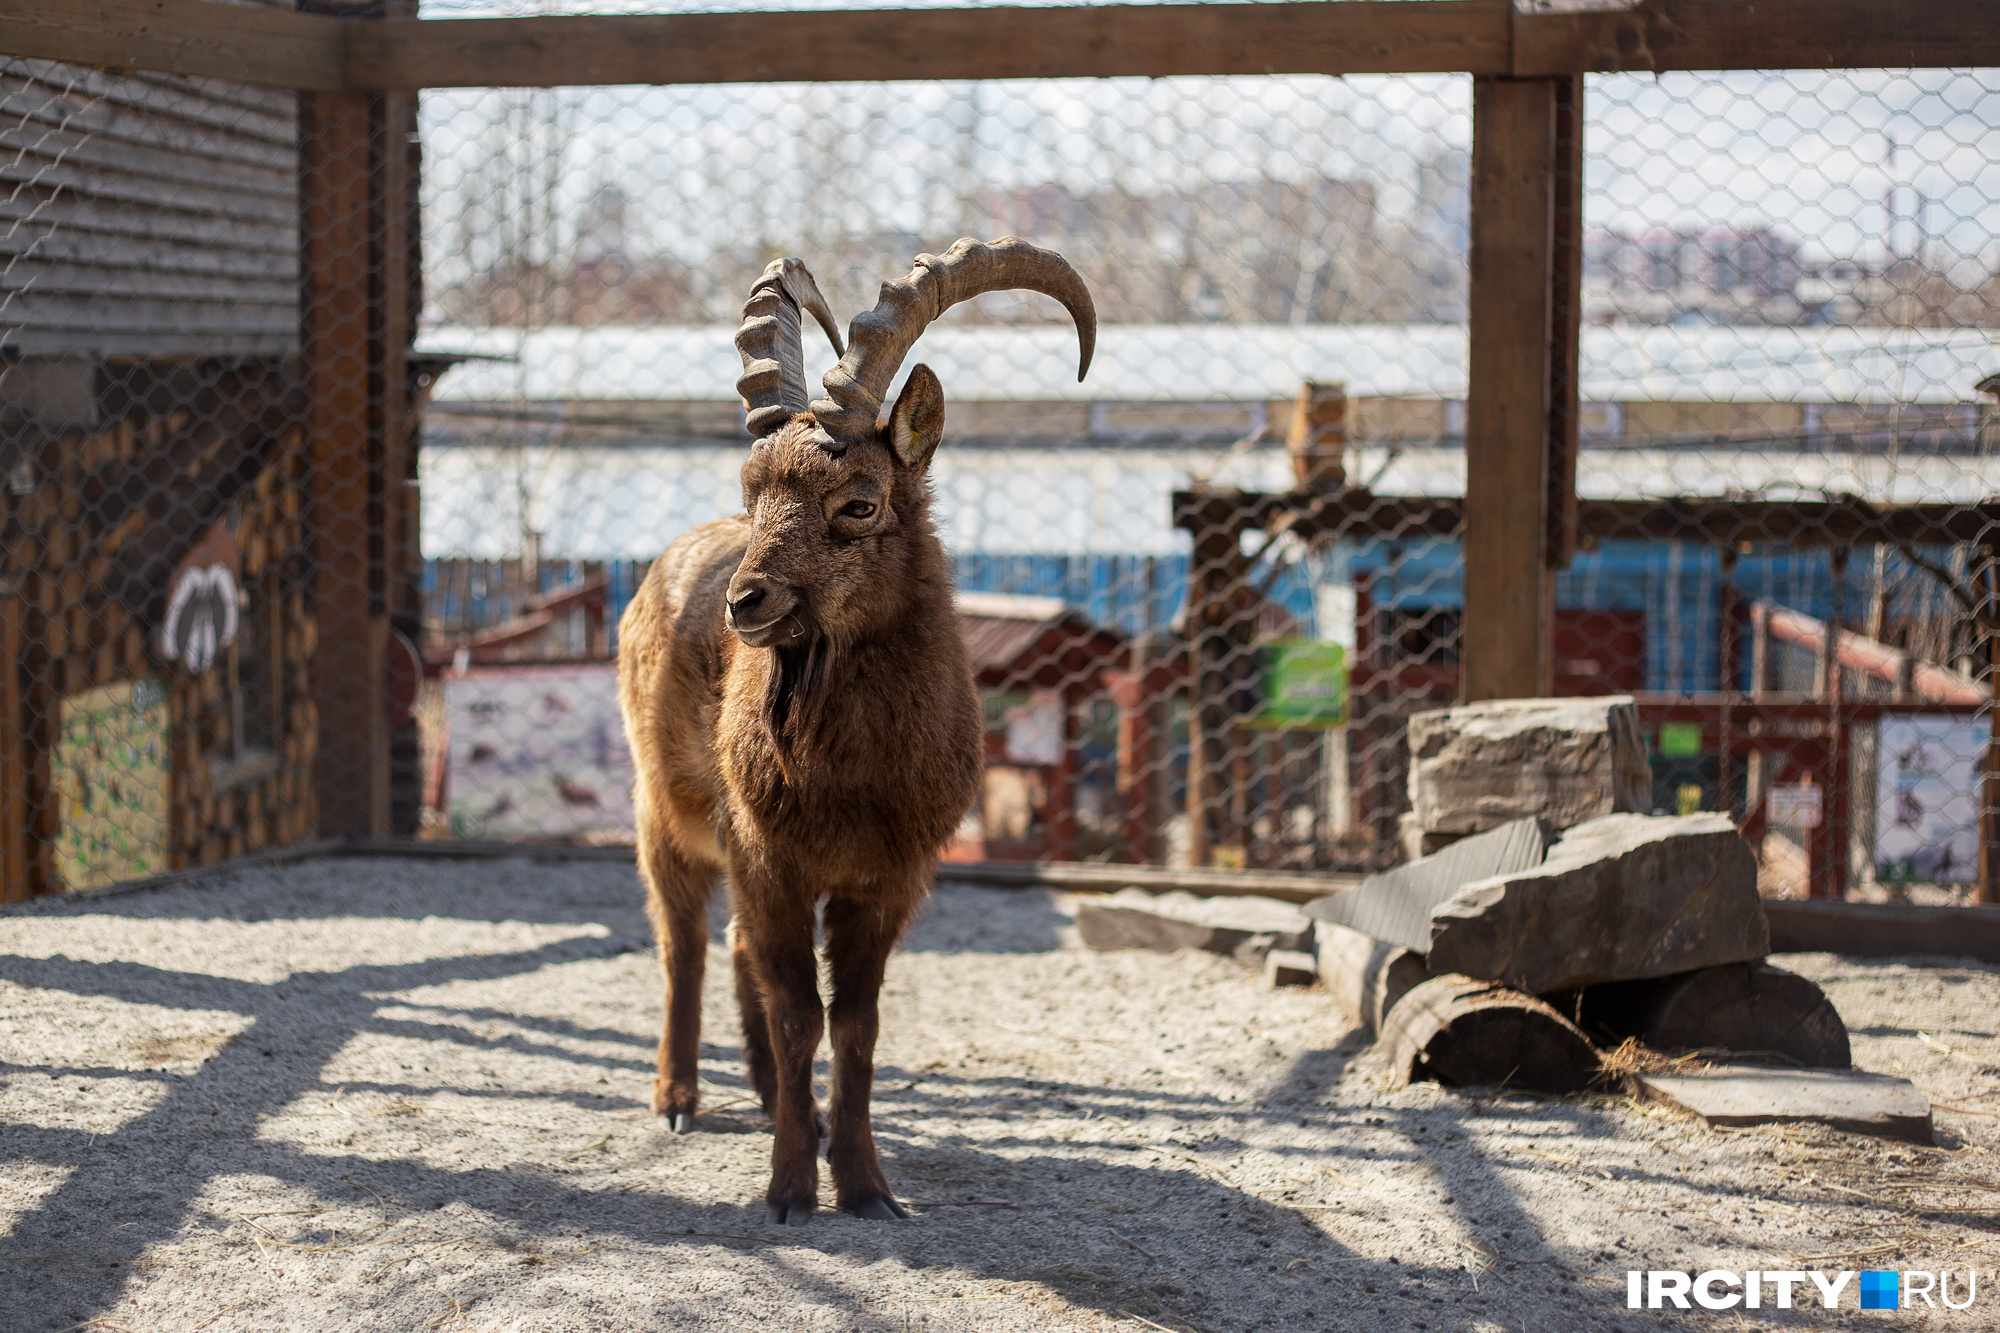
left=3, top=1, right=1999, bottom=899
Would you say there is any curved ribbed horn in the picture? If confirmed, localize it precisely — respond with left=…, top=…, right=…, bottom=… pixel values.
left=810, top=237, right=1095, bottom=451
left=734, top=257, right=844, bottom=439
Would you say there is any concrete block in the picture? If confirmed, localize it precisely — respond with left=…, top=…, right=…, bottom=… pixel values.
left=1636, top=1065, right=1932, bottom=1143
left=1426, top=812, right=1768, bottom=994
left=1074, top=888, right=1313, bottom=964
left=1381, top=974, right=1601, bottom=1093
left=1407, top=696, right=1652, bottom=836
left=1264, top=949, right=1318, bottom=988
left=1307, top=816, right=1549, bottom=951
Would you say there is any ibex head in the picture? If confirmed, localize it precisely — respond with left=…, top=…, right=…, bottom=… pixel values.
left=724, top=238, right=1095, bottom=650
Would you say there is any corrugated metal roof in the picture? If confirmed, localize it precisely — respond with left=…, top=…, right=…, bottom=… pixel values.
left=421, top=322, right=2000, bottom=406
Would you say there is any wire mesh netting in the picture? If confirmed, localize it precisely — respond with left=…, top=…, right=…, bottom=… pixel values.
left=2, top=34, right=1996, bottom=898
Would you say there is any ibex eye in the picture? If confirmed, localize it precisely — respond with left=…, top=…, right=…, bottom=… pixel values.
left=841, top=501, right=876, bottom=519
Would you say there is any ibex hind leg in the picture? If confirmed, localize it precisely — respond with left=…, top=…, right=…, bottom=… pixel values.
left=823, top=893, right=917, bottom=1221
left=639, top=831, right=713, bottom=1133
left=728, top=916, right=779, bottom=1115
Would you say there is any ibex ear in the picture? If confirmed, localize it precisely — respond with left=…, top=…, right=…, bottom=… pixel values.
left=887, top=363, right=945, bottom=471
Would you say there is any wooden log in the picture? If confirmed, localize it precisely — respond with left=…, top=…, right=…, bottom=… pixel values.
left=1382, top=973, right=1600, bottom=1093
left=1578, top=962, right=1850, bottom=1069
left=1314, top=920, right=1428, bottom=1037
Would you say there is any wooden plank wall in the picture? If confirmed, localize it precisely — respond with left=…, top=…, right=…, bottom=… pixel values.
left=0, top=381, right=318, bottom=892
left=0, top=50, right=300, bottom=358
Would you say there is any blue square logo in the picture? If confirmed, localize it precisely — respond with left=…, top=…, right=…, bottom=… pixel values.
left=1860, top=1270, right=1899, bottom=1310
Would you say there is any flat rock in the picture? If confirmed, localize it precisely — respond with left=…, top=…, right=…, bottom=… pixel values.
left=1306, top=816, right=1549, bottom=950
left=1407, top=696, right=1652, bottom=836
left=1426, top=812, right=1768, bottom=994
left=1074, top=888, right=1314, bottom=963
left=1637, top=1065, right=1933, bottom=1143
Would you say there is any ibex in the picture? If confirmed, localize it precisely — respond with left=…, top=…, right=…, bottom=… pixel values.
left=617, top=238, right=1095, bottom=1224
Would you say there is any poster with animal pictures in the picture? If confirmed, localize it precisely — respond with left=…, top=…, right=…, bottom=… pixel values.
left=442, top=664, right=635, bottom=840
left=1876, top=714, right=1988, bottom=885
left=54, top=678, right=170, bottom=890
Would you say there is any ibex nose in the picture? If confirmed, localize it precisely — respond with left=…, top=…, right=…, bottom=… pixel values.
left=727, top=578, right=769, bottom=621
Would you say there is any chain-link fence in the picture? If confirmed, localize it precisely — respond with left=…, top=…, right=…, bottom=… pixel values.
left=3, top=12, right=1995, bottom=899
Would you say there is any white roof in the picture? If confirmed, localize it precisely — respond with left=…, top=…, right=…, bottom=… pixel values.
left=421, top=322, right=2000, bottom=406
left=420, top=443, right=2000, bottom=560
left=955, top=591, right=1069, bottom=621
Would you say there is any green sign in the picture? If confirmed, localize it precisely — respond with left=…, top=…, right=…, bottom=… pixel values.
left=1658, top=721, right=1703, bottom=759
left=1248, top=641, right=1349, bottom=730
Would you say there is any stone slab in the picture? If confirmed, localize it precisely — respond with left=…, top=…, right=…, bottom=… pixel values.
left=1407, top=695, right=1652, bottom=836
left=1426, top=812, right=1768, bottom=994
left=1306, top=816, right=1549, bottom=951
left=1637, top=1065, right=1933, bottom=1143
left=1074, top=888, right=1314, bottom=964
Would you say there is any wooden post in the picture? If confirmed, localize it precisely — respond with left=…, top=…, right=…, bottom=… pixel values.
left=1183, top=504, right=1253, bottom=869
left=299, top=4, right=420, bottom=840
left=1979, top=548, right=2000, bottom=904
left=1462, top=76, right=1578, bottom=701
left=1, top=591, right=26, bottom=900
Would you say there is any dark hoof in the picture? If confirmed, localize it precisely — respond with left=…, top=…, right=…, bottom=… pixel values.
left=767, top=1200, right=814, bottom=1226
left=842, top=1194, right=910, bottom=1221
left=664, top=1111, right=694, bottom=1134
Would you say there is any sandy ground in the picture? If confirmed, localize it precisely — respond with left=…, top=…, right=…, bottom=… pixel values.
left=4, top=856, right=2000, bottom=1333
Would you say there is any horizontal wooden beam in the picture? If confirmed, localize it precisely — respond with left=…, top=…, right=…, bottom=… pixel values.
left=345, top=2, right=1508, bottom=88
left=1513, top=0, right=2000, bottom=77
left=1174, top=486, right=2000, bottom=550
left=0, top=0, right=344, bottom=91
left=6, top=0, right=1993, bottom=91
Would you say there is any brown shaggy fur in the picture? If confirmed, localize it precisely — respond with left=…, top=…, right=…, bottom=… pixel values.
left=616, top=366, right=982, bottom=1224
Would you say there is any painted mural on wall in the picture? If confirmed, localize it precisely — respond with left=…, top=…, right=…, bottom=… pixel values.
left=159, top=521, right=242, bottom=674
left=1876, top=714, right=1988, bottom=886
left=443, top=664, right=635, bottom=840
left=55, top=677, right=170, bottom=890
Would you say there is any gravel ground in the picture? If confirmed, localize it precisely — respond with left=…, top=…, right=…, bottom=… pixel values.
left=4, top=855, right=2000, bottom=1332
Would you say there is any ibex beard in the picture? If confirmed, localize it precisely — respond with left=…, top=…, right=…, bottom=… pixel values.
left=616, top=238, right=1095, bottom=1224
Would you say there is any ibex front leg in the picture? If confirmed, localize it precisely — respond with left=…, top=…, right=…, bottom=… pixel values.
left=823, top=893, right=913, bottom=1220
left=640, top=826, right=710, bottom=1134
left=733, top=866, right=823, bottom=1226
